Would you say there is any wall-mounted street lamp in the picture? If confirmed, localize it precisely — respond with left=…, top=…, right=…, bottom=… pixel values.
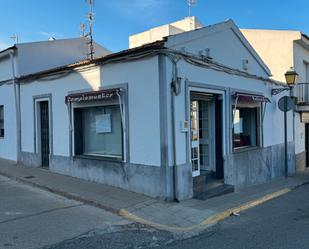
left=274, top=67, right=299, bottom=177
left=272, top=68, right=298, bottom=95
left=285, top=67, right=299, bottom=86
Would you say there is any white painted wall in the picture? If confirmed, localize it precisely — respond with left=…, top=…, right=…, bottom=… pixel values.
left=20, top=67, right=101, bottom=156
left=0, top=55, right=12, bottom=82
left=0, top=84, right=17, bottom=160
left=241, top=29, right=300, bottom=82
left=241, top=29, right=309, bottom=156
left=164, top=59, right=292, bottom=166
left=20, top=56, right=161, bottom=167
left=129, top=16, right=203, bottom=48
left=16, top=38, right=110, bottom=78
left=167, top=26, right=269, bottom=78
left=100, top=57, right=161, bottom=166
left=293, top=42, right=309, bottom=154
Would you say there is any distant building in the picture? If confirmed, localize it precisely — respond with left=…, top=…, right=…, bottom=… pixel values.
left=129, top=16, right=203, bottom=48
left=242, top=29, right=309, bottom=172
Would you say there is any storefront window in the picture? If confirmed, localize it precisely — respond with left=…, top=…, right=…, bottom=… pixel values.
left=0, top=106, right=4, bottom=138
left=233, top=106, right=259, bottom=149
left=74, top=105, right=123, bottom=159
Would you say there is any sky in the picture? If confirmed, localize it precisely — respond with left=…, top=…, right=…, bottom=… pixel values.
left=0, top=0, right=308, bottom=52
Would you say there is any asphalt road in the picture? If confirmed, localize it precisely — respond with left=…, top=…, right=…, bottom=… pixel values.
left=2, top=174, right=309, bottom=249
left=0, top=175, right=131, bottom=249
left=41, top=183, right=309, bottom=249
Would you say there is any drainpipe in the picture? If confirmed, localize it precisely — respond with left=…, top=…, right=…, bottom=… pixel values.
left=169, top=56, right=181, bottom=202
left=9, top=51, right=21, bottom=163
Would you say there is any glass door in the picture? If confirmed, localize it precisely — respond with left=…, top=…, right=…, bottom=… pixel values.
left=191, top=100, right=200, bottom=177
left=199, top=100, right=212, bottom=171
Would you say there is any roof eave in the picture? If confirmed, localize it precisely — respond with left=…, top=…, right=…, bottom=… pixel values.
left=18, top=40, right=166, bottom=82
left=295, top=34, right=309, bottom=51
left=0, top=45, right=16, bottom=58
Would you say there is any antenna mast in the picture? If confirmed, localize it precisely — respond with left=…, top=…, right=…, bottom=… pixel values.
left=187, top=0, right=197, bottom=17
left=10, top=34, right=19, bottom=44
left=85, top=0, right=95, bottom=60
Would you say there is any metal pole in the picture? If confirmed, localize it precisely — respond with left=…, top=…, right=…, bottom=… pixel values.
left=284, top=98, right=288, bottom=177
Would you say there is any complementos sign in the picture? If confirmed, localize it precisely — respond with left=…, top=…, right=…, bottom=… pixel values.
left=65, top=89, right=119, bottom=103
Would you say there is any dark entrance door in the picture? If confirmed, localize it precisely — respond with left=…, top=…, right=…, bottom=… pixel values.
left=306, top=124, right=309, bottom=168
left=40, top=101, right=50, bottom=167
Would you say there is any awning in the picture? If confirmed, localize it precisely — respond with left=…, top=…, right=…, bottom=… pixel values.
left=65, top=88, right=120, bottom=103
left=234, top=92, right=271, bottom=103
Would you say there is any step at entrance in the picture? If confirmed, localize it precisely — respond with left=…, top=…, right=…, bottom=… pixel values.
left=193, top=171, right=234, bottom=200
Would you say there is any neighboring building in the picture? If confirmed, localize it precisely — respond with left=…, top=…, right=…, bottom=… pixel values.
left=242, top=29, right=309, bottom=172
left=0, top=37, right=111, bottom=161
left=129, top=16, right=203, bottom=48
left=0, top=19, right=295, bottom=201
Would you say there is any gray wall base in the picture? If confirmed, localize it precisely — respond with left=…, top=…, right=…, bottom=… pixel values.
left=175, top=163, right=193, bottom=200
left=49, top=155, right=165, bottom=199
left=21, top=152, right=41, bottom=168
left=224, top=142, right=296, bottom=187
left=19, top=153, right=193, bottom=200
left=296, top=150, right=306, bottom=172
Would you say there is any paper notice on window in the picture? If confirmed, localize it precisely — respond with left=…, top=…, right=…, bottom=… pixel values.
left=234, top=118, right=243, bottom=134
left=95, top=114, right=111, bottom=133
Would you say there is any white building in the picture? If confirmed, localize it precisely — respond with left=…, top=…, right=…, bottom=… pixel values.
left=242, top=29, right=309, bottom=172
left=0, top=37, right=111, bottom=161
left=129, top=16, right=203, bottom=48
left=0, top=19, right=294, bottom=200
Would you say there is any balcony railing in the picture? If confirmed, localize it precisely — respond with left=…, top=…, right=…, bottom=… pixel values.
left=294, top=83, right=309, bottom=104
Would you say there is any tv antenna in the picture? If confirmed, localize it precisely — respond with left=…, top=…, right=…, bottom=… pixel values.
left=187, top=0, right=197, bottom=17
left=80, top=23, right=86, bottom=37
left=85, top=0, right=95, bottom=60
left=10, top=34, right=19, bottom=44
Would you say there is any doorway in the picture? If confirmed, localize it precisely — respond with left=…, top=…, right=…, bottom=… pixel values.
left=190, top=92, right=222, bottom=177
left=39, top=101, right=50, bottom=167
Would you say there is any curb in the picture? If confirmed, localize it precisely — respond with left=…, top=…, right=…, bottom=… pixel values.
left=0, top=171, right=294, bottom=233
left=119, top=188, right=291, bottom=233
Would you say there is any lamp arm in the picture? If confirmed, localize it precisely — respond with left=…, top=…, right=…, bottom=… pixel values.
left=271, top=87, right=291, bottom=96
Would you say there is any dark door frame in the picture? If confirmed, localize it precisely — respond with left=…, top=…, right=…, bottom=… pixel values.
left=39, top=101, right=50, bottom=167
left=215, top=97, right=224, bottom=178
left=189, top=91, right=225, bottom=179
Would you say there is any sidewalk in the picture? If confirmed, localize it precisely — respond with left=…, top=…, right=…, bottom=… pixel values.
left=1, top=158, right=309, bottom=233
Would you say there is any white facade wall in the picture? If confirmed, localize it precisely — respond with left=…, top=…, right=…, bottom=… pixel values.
left=100, top=57, right=161, bottom=166
left=129, top=16, right=203, bottom=49
left=20, top=67, right=101, bottom=156
left=16, top=38, right=110, bottom=78
left=164, top=59, right=292, bottom=166
left=20, top=56, right=161, bottom=167
left=241, top=29, right=299, bottom=82
left=167, top=29, right=269, bottom=79
left=241, top=29, right=309, bottom=170
left=0, top=56, right=12, bottom=81
left=293, top=42, right=309, bottom=154
left=0, top=84, right=17, bottom=160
